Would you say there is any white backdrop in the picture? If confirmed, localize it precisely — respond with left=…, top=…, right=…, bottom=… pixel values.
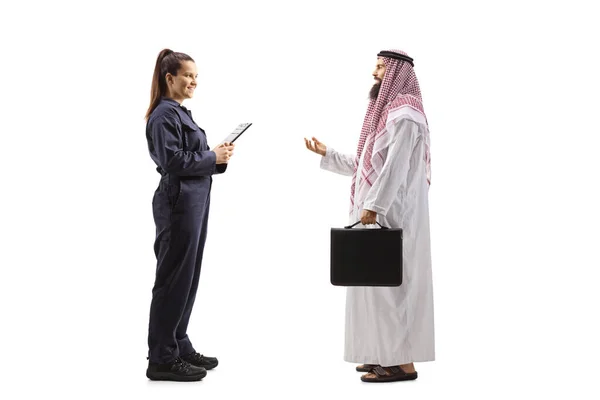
left=1, top=0, right=599, bottom=399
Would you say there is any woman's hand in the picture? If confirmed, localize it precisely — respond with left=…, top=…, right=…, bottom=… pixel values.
left=213, top=142, right=235, bottom=164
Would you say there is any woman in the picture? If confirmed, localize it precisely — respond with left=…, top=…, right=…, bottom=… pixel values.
left=144, top=49, right=234, bottom=382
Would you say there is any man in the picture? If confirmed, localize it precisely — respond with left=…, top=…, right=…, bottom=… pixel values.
left=304, top=49, right=434, bottom=382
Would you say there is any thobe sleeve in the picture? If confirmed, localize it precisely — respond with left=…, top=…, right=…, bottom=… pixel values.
left=150, top=110, right=217, bottom=177
left=363, top=119, right=418, bottom=215
left=319, top=147, right=355, bottom=176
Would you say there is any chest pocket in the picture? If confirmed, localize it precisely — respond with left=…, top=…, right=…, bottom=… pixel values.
left=182, top=123, right=208, bottom=152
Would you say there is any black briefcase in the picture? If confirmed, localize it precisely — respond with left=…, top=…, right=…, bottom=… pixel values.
left=330, top=221, right=403, bottom=287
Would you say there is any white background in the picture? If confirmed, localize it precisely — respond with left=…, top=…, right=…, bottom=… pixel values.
left=1, top=0, right=599, bottom=398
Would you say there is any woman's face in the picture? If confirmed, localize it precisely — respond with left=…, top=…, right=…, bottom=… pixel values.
left=166, top=61, right=197, bottom=102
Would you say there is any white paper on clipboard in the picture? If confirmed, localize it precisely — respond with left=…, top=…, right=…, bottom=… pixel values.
left=218, top=123, right=252, bottom=145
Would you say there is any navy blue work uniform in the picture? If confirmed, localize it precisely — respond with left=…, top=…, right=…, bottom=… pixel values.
left=146, top=97, right=226, bottom=364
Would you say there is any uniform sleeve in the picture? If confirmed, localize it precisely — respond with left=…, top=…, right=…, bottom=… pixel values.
left=215, top=164, right=227, bottom=174
left=363, top=119, right=419, bottom=215
left=319, top=147, right=355, bottom=176
left=149, top=110, right=217, bottom=176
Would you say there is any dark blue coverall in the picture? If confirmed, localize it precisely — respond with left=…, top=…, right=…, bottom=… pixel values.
left=145, top=97, right=226, bottom=363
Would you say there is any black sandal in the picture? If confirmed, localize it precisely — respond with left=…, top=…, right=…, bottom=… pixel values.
left=356, top=364, right=379, bottom=372
left=361, top=365, right=418, bottom=383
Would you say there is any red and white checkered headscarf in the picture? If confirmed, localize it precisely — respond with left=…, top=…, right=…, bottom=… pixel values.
left=350, top=49, right=431, bottom=210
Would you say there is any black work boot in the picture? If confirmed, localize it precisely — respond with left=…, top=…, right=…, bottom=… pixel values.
left=146, top=357, right=207, bottom=381
left=181, top=352, right=219, bottom=370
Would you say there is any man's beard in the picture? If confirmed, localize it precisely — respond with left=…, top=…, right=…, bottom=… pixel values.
left=369, top=80, right=381, bottom=100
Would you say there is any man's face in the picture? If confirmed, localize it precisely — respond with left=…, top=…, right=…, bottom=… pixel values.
left=372, top=58, right=386, bottom=82
left=370, top=58, right=386, bottom=100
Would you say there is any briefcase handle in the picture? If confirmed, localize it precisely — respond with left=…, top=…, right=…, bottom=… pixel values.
left=344, top=221, right=390, bottom=229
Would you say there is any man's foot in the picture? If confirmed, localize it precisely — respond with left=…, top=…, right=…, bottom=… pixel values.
left=361, top=365, right=418, bottom=383
left=356, top=364, right=379, bottom=372
left=146, top=357, right=207, bottom=381
left=399, top=362, right=416, bottom=373
left=181, top=352, right=219, bottom=370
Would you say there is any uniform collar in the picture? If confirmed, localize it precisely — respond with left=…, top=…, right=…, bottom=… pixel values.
left=161, top=97, right=187, bottom=110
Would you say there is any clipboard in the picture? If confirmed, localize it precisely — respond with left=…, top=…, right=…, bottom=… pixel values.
left=219, top=123, right=252, bottom=145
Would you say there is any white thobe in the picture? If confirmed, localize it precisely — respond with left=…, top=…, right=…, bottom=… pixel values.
left=320, top=115, right=435, bottom=366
